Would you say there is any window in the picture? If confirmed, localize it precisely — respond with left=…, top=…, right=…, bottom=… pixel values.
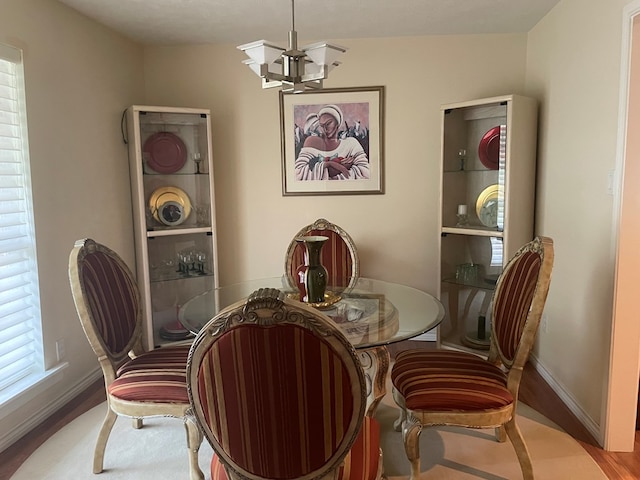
left=0, top=43, right=45, bottom=398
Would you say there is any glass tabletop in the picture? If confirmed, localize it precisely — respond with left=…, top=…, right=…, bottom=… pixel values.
left=178, top=276, right=445, bottom=350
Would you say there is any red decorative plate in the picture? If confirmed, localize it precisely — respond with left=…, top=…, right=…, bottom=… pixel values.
left=478, top=126, right=503, bottom=170
left=143, top=132, right=187, bottom=174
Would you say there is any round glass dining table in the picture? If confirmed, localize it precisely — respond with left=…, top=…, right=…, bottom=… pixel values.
left=178, top=276, right=445, bottom=416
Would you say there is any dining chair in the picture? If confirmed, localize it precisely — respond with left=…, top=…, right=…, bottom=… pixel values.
left=391, top=236, right=554, bottom=480
left=186, top=287, right=384, bottom=480
left=68, top=238, right=204, bottom=480
left=285, top=217, right=359, bottom=290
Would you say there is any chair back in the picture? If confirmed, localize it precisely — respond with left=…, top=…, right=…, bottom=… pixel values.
left=187, top=287, right=366, bottom=480
left=490, top=236, right=554, bottom=370
left=285, top=218, right=359, bottom=290
left=69, top=238, right=144, bottom=379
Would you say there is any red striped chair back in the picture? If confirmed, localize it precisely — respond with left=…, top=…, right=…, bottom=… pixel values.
left=187, top=288, right=367, bottom=480
left=285, top=218, right=359, bottom=290
left=71, top=238, right=143, bottom=367
left=491, top=236, right=552, bottom=368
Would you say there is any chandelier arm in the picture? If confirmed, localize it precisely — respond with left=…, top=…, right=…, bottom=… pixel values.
left=237, top=0, right=346, bottom=92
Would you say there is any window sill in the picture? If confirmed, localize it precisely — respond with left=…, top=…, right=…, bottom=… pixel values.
left=0, top=362, right=69, bottom=421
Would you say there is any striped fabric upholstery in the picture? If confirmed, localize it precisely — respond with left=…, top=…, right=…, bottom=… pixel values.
left=196, top=324, right=356, bottom=479
left=290, top=228, right=353, bottom=287
left=81, top=250, right=138, bottom=355
left=391, top=350, right=511, bottom=411
left=337, top=416, right=381, bottom=480
left=210, top=416, right=381, bottom=480
left=493, top=251, right=542, bottom=361
left=109, top=345, right=191, bottom=403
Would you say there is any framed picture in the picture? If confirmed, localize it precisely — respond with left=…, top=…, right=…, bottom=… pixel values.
left=324, top=293, right=398, bottom=343
left=279, top=86, right=385, bottom=196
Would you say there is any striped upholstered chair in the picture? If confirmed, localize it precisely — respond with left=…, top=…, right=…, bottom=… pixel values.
left=68, top=238, right=203, bottom=480
left=187, top=287, right=383, bottom=480
left=391, top=236, right=554, bottom=480
left=285, top=218, right=359, bottom=291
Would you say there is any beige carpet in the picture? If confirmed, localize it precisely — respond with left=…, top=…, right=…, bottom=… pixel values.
left=11, top=398, right=607, bottom=480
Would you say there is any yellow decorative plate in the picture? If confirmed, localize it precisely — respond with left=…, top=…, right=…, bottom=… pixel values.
left=148, top=186, right=192, bottom=226
left=475, top=184, right=500, bottom=228
left=287, top=291, right=342, bottom=309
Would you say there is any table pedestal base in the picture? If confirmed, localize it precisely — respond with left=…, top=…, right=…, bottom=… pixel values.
left=359, top=346, right=390, bottom=417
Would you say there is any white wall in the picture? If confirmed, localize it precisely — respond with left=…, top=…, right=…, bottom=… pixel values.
left=141, top=34, right=529, bottom=295
left=0, top=0, right=144, bottom=445
left=525, top=0, right=632, bottom=442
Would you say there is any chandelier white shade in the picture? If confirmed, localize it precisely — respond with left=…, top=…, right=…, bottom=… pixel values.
left=237, top=1, right=347, bottom=93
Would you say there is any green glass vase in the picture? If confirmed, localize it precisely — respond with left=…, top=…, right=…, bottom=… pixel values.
left=295, top=235, right=328, bottom=303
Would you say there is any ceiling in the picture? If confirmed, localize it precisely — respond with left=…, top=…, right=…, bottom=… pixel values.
left=55, top=0, right=561, bottom=47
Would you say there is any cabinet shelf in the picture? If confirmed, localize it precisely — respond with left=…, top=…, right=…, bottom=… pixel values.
left=143, top=171, right=210, bottom=177
left=441, top=277, right=496, bottom=291
left=147, top=226, right=212, bottom=237
left=443, top=168, right=500, bottom=174
left=442, top=226, right=503, bottom=236
left=150, top=271, right=215, bottom=284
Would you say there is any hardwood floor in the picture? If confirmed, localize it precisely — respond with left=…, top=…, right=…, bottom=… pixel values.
left=1, top=341, right=639, bottom=479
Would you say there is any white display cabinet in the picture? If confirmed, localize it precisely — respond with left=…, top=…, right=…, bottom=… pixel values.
left=126, top=105, right=219, bottom=349
left=438, top=94, right=537, bottom=353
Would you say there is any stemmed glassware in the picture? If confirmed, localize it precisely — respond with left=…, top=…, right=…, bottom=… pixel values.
left=177, top=248, right=207, bottom=276
left=193, top=152, right=203, bottom=174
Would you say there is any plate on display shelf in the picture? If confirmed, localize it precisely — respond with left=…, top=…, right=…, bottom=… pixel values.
left=478, top=125, right=504, bottom=170
left=148, top=186, right=192, bottom=226
left=143, top=131, right=188, bottom=174
left=159, top=320, right=192, bottom=341
left=475, top=184, right=500, bottom=228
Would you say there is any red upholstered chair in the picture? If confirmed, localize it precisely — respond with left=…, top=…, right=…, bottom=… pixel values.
left=68, top=238, right=203, bottom=480
left=285, top=218, right=359, bottom=291
left=187, top=287, right=383, bottom=480
left=391, top=236, right=554, bottom=480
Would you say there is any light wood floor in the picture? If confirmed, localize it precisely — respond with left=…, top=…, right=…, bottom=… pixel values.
left=1, top=340, right=639, bottom=479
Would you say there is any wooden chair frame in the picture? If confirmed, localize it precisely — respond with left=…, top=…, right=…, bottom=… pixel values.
left=392, top=236, right=554, bottom=480
left=187, top=287, right=383, bottom=480
left=68, top=238, right=203, bottom=480
left=285, top=218, right=360, bottom=289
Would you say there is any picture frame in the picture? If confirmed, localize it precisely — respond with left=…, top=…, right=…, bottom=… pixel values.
left=279, top=86, right=385, bottom=196
left=324, top=293, right=398, bottom=343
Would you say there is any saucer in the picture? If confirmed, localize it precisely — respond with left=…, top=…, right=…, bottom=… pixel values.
left=287, top=291, right=342, bottom=309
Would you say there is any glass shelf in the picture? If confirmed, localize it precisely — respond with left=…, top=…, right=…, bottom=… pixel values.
left=443, top=167, right=502, bottom=174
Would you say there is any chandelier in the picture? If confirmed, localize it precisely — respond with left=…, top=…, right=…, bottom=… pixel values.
left=237, top=0, right=347, bottom=94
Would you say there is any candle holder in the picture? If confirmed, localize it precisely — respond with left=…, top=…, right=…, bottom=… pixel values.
left=456, top=213, right=469, bottom=227
left=456, top=204, right=469, bottom=226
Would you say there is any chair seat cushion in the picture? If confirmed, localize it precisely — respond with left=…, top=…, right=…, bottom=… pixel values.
left=391, top=349, right=512, bottom=412
left=210, top=416, right=381, bottom=480
left=108, top=345, right=190, bottom=403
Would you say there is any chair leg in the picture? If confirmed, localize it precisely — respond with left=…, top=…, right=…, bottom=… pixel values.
left=495, top=425, right=506, bottom=442
left=132, top=417, right=143, bottom=429
left=392, top=388, right=407, bottom=432
left=93, top=407, right=117, bottom=474
left=504, top=418, right=534, bottom=480
left=185, top=415, right=204, bottom=480
left=401, top=415, right=423, bottom=480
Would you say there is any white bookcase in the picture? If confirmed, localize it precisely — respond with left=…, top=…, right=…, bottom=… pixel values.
left=437, top=94, right=538, bottom=353
left=126, top=105, right=219, bottom=349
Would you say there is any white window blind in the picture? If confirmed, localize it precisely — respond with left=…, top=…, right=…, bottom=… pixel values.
left=0, top=43, right=44, bottom=394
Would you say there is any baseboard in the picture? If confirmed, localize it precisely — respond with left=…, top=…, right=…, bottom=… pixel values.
left=0, top=367, right=102, bottom=453
left=411, top=331, right=437, bottom=341
left=529, top=354, right=603, bottom=445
